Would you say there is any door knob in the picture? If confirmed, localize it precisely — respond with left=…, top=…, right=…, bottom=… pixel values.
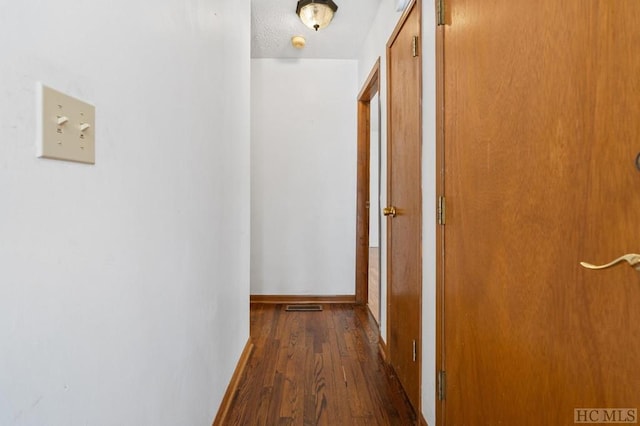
left=580, top=253, right=640, bottom=271
left=383, top=206, right=397, bottom=217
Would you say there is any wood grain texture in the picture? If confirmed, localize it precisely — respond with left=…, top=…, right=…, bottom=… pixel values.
left=434, top=10, right=445, bottom=426
left=250, top=295, right=356, bottom=304
left=378, top=336, right=389, bottom=363
left=212, top=340, right=254, bottom=426
left=223, top=303, right=418, bottom=425
left=386, top=0, right=422, bottom=413
left=442, top=0, right=640, bottom=424
left=356, top=59, right=381, bottom=305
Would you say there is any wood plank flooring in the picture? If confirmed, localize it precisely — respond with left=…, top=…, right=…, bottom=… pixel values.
left=224, top=303, right=417, bottom=425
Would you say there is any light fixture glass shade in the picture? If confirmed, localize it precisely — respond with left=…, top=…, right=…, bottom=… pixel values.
left=296, top=0, right=338, bottom=31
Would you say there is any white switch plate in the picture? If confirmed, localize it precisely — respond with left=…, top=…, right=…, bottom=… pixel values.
left=36, top=83, right=95, bottom=164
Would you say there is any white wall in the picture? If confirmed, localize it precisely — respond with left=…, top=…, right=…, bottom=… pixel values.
left=251, top=59, right=357, bottom=296
left=421, top=3, right=438, bottom=424
left=0, top=1, right=251, bottom=425
left=357, top=0, right=404, bottom=351
left=357, top=1, right=437, bottom=424
left=368, top=93, right=380, bottom=247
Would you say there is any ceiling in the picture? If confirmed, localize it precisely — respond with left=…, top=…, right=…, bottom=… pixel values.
left=251, top=0, right=384, bottom=59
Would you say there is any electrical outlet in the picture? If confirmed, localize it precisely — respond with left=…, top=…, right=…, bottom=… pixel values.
left=36, top=83, right=95, bottom=164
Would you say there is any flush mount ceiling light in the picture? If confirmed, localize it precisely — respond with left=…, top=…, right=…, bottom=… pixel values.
left=296, top=0, right=338, bottom=32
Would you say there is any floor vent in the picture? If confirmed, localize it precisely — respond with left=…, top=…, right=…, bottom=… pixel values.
left=285, top=304, right=323, bottom=312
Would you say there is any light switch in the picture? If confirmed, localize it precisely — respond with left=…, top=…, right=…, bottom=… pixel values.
left=37, top=83, right=95, bottom=164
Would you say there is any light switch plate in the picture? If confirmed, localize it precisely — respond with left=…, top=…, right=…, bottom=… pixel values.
left=37, top=83, right=95, bottom=164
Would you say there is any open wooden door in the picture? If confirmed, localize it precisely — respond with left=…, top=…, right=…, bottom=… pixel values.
left=387, top=0, right=422, bottom=413
left=440, top=1, right=640, bottom=424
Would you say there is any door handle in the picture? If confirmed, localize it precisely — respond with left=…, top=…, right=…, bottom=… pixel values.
left=383, top=206, right=397, bottom=217
left=580, top=253, right=640, bottom=271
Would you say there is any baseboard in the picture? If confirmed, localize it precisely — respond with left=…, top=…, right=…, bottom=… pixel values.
left=250, top=294, right=356, bottom=304
left=378, top=337, right=388, bottom=362
left=212, top=339, right=254, bottom=426
left=420, top=413, right=429, bottom=426
left=377, top=337, right=427, bottom=426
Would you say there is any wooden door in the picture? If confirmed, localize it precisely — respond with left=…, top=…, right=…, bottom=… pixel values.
left=387, top=0, right=422, bottom=412
left=441, top=1, right=640, bottom=424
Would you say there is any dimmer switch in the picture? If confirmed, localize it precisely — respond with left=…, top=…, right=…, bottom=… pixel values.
left=37, top=83, right=95, bottom=164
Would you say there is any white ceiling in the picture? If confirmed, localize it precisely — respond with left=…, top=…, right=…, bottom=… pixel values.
left=251, top=0, right=384, bottom=59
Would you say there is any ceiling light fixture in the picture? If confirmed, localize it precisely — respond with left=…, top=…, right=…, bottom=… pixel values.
left=296, top=0, right=338, bottom=32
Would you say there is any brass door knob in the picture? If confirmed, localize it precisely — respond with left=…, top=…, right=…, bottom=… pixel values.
left=383, top=206, right=397, bottom=217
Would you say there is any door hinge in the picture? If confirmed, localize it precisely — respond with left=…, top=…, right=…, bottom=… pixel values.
left=412, top=339, right=417, bottom=362
left=437, top=0, right=445, bottom=26
left=437, top=196, right=446, bottom=225
left=412, top=36, right=419, bottom=57
left=437, top=370, right=447, bottom=400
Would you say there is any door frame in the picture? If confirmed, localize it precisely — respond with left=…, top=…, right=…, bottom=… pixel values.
left=355, top=58, right=381, bottom=305
left=434, top=3, right=450, bottom=426
left=435, top=7, right=445, bottom=425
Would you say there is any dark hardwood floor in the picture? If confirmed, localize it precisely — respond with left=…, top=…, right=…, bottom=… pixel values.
left=224, top=303, right=417, bottom=425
